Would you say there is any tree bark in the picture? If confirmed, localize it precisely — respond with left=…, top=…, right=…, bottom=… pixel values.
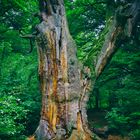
left=28, top=0, right=140, bottom=139
left=29, top=0, right=94, bottom=140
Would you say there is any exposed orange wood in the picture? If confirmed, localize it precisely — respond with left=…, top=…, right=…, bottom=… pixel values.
left=61, top=44, right=68, bottom=82
left=28, top=135, right=35, bottom=140
left=37, top=31, right=58, bottom=133
left=52, top=102, right=57, bottom=132
left=77, top=112, right=84, bottom=132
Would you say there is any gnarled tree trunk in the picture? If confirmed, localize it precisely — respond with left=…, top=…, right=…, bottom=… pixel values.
left=28, top=0, right=140, bottom=139
left=30, top=0, right=93, bottom=140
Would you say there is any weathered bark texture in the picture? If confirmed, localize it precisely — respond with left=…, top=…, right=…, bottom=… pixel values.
left=28, top=0, right=140, bottom=139
left=29, top=0, right=94, bottom=140
left=95, top=0, right=140, bottom=78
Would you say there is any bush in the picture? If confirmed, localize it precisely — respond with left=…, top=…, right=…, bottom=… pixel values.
left=105, top=108, right=130, bottom=135
left=0, top=95, right=28, bottom=139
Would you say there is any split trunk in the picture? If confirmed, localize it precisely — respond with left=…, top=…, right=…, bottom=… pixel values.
left=29, top=0, right=140, bottom=139
left=32, top=0, right=93, bottom=139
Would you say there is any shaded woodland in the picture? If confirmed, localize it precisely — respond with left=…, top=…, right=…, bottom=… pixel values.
left=0, top=0, right=140, bottom=140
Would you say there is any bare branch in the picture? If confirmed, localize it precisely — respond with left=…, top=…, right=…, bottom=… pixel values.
left=19, top=34, right=36, bottom=38
left=19, top=30, right=37, bottom=38
left=19, top=29, right=37, bottom=53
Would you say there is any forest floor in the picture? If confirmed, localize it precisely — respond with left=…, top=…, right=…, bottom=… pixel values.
left=87, top=109, right=130, bottom=140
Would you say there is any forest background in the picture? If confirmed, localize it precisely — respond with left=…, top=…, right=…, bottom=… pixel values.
left=0, top=0, right=140, bottom=139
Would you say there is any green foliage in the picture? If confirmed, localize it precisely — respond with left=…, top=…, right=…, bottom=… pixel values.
left=0, top=95, right=27, bottom=138
left=66, top=0, right=106, bottom=64
left=0, top=45, right=41, bottom=138
left=130, top=129, right=140, bottom=140
left=94, top=42, right=140, bottom=138
left=0, top=0, right=41, bottom=139
left=105, top=108, right=130, bottom=135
